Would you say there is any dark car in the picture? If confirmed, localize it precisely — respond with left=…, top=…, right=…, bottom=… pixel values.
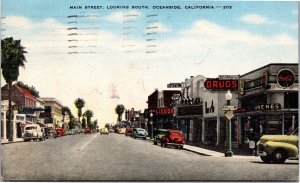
left=84, top=128, right=92, bottom=134
left=153, top=129, right=169, bottom=145
left=132, top=128, right=147, bottom=140
left=125, top=128, right=133, bottom=136
left=161, top=129, right=185, bottom=149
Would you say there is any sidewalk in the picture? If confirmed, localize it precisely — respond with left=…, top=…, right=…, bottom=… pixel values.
left=1, top=138, right=24, bottom=145
left=146, top=137, right=259, bottom=159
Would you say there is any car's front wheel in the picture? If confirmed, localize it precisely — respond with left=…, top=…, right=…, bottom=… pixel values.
left=272, top=150, right=287, bottom=164
left=260, top=155, right=272, bottom=163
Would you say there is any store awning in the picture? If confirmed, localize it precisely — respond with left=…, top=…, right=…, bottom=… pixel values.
left=234, top=109, right=298, bottom=117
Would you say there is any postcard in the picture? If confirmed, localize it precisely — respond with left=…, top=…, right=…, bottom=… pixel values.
left=1, top=0, right=298, bottom=182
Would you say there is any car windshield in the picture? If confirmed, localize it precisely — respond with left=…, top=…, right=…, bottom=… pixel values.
left=25, top=126, right=36, bottom=130
left=137, top=129, right=144, bottom=132
left=171, top=132, right=179, bottom=135
left=158, top=131, right=168, bottom=135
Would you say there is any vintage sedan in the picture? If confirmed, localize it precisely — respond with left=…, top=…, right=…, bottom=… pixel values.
left=84, top=128, right=92, bottom=134
left=132, top=128, right=147, bottom=140
left=125, top=128, right=133, bottom=136
left=100, top=128, right=109, bottom=135
left=153, top=129, right=169, bottom=145
left=161, top=129, right=185, bottom=149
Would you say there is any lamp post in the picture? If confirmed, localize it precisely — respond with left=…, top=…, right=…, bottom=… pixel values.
left=224, top=90, right=234, bottom=157
left=150, top=112, right=153, bottom=139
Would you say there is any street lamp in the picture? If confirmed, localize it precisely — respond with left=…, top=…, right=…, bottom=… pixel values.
left=150, top=112, right=153, bottom=139
left=224, top=90, right=233, bottom=157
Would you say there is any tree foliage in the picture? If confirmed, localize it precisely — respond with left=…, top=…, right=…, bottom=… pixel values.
left=83, top=109, right=94, bottom=128
left=15, top=81, right=39, bottom=97
left=74, top=98, right=85, bottom=118
left=1, top=37, right=27, bottom=83
left=82, top=117, right=86, bottom=128
left=68, top=118, right=75, bottom=129
left=115, top=104, right=125, bottom=123
left=105, top=123, right=110, bottom=129
left=61, top=106, right=71, bottom=122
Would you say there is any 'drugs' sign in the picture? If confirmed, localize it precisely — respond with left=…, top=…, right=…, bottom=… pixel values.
left=204, top=78, right=238, bottom=91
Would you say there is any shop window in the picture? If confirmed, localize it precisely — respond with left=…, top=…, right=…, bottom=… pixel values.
left=284, top=92, right=298, bottom=109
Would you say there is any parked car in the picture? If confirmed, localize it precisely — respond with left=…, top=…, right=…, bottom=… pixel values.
left=22, top=124, right=45, bottom=142
left=257, top=128, right=298, bottom=164
left=153, top=129, right=169, bottom=145
left=132, top=128, right=147, bottom=140
left=161, top=129, right=184, bottom=149
left=84, top=128, right=92, bottom=134
left=118, top=128, right=126, bottom=134
left=109, top=128, right=114, bottom=133
left=125, top=128, right=133, bottom=136
left=100, top=128, right=109, bottom=135
left=45, top=128, right=58, bottom=139
left=55, top=128, right=65, bottom=136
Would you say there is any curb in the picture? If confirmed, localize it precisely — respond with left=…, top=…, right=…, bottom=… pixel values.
left=183, top=147, right=211, bottom=156
left=1, top=140, right=24, bottom=145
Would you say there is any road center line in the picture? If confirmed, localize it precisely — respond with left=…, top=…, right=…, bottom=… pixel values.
left=79, top=134, right=98, bottom=151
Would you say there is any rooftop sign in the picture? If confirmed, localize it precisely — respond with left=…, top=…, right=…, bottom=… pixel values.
left=167, top=83, right=182, bottom=88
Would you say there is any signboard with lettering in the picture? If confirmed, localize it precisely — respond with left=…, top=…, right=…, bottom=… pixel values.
left=277, top=69, right=295, bottom=88
left=156, top=108, right=174, bottom=115
left=167, top=83, right=182, bottom=88
left=204, top=78, right=238, bottom=91
left=255, top=103, right=281, bottom=111
left=218, top=75, right=239, bottom=80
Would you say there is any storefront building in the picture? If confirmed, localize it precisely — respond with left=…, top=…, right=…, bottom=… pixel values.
left=39, top=97, right=63, bottom=129
left=235, top=63, right=298, bottom=149
left=146, top=89, right=181, bottom=136
left=174, top=75, right=239, bottom=146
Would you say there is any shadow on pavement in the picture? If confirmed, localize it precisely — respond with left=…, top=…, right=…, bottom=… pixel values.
left=250, top=161, right=299, bottom=165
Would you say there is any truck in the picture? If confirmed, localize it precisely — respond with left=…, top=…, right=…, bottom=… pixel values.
left=22, top=124, right=45, bottom=142
left=257, top=128, right=298, bottom=164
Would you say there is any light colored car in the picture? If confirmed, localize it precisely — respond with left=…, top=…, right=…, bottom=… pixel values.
left=22, top=124, right=45, bottom=142
left=100, top=128, right=109, bottom=135
left=257, top=128, right=298, bottom=164
left=118, top=128, right=126, bottom=134
left=132, top=128, right=147, bottom=140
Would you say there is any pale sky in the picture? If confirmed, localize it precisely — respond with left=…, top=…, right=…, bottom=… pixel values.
left=1, top=0, right=298, bottom=127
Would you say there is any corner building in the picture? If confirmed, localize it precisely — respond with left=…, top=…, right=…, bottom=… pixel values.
left=235, top=63, right=298, bottom=150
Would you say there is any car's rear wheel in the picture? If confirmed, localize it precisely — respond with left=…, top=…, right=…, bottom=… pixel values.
left=272, top=150, right=287, bottom=164
left=260, top=155, right=272, bottom=163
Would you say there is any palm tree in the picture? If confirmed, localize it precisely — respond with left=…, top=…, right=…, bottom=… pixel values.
left=115, top=104, right=125, bottom=124
left=61, top=106, right=71, bottom=122
left=61, top=106, right=71, bottom=129
left=83, top=110, right=94, bottom=128
left=1, top=37, right=27, bottom=141
left=74, top=98, right=85, bottom=128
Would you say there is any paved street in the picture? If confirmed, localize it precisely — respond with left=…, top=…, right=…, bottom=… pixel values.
left=1, top=133, right=298, bottom=181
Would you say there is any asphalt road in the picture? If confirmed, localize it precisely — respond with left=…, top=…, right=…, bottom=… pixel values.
left=1, top=133, right=298, bottom=181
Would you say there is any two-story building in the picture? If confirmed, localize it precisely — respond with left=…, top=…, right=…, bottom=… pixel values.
left=39, top=98, right=63, bottom=129
left=235, top=63, right=298, bottom=149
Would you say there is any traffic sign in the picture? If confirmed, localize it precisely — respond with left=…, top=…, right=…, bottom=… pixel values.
left=225, top=110, right=234, bottom=120
left=222, top=105, right=237, bottom=111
